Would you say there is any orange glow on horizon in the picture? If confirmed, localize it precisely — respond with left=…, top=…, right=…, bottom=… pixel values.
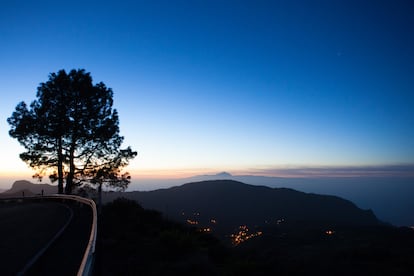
left=0, top=171, right=33, bottom=179
left=127, top=166, right=295, bottom=179
left=3, top=163, right=414, bottom=182
left=129, top=169, right=206, bottom=179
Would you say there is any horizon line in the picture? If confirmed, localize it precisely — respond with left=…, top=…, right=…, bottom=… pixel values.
left=128, top=164, right=414, bottom=179
left=1, top=164, right=414, bottom=182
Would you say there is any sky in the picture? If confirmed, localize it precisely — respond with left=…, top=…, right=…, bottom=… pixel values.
left=1, top=0, right=414, bottom=188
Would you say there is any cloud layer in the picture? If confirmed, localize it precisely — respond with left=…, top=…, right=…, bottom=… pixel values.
left=245, top=164, right=414, bottom=178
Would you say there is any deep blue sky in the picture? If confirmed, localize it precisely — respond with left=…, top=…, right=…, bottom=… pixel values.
left=1, top=0, right=413, bottom=181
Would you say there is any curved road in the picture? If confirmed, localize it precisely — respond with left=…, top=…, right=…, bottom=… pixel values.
left=0, top=198, right=93, bottom=275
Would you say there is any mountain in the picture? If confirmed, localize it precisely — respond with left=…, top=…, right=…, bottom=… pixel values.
left=208, top=171, right=232, bottom=178
left=128, top=174, right=414, bottom=226
left=1, top=180, right=58, bottom=197
left=104, top=180, right=379, bottom=235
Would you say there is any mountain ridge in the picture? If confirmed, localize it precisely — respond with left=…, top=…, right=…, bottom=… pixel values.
left=1, top=180, right=57, bottom=197
left=127, top=173, right=414, bottom=226
left=103, top=179, right=379, bottom=235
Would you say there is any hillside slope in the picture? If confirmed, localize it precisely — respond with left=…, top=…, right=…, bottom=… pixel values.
left=104, top=180, right=379, bottom=233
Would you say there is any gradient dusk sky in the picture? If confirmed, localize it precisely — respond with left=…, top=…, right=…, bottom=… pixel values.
left=1, top=0, right=413, bottom=184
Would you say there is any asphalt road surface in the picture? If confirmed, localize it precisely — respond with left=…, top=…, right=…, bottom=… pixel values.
left=0, top=199, right=92, bottom=275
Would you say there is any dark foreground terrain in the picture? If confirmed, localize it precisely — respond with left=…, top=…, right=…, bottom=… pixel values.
left=96, top=198, right=414, bottom=276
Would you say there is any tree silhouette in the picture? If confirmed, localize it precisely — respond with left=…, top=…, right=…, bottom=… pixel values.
left=7, top=69, right=137, bottom=194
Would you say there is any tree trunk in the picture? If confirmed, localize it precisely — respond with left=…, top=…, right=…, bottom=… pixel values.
left=65, top=143, right=76, bottom=194
left=57, top=137, right=64, bottom=194
left=98, top=182, right=102, bottom=215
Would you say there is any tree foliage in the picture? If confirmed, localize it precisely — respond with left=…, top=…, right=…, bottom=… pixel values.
left=7, top=69, right=137, bottom=194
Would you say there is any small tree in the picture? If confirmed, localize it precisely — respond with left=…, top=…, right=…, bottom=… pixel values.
left=7, top=69, right=137, bottom=194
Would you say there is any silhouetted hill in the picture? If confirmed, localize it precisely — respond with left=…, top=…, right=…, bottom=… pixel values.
left=98, top=198, right=414, bottom=275
left=103, top=180, right=379, bottom=235
left=1, top=180, right=57, bottom=197
left=128, top=174, right=414, bottom=226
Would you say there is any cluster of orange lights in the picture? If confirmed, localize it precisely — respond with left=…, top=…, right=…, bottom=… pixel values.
left=185, top=214, right=217, bottom=229
left=325, top=230, right=335, bottom=235
left=199, top=227, right=211, bottom=233
left=186, top=219, right=199, bottom=225
left=230, top=225, right=263, bottom=246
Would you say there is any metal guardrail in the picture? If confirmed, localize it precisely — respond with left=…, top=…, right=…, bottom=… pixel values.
left=43, top=195, right=98, bottom=276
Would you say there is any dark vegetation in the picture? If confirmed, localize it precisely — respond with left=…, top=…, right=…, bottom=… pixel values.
left=235, top=223, right=414, bottom=275
left=97, top=198, right=414, bottom=275
left=96, top=198, right=228, bottom=275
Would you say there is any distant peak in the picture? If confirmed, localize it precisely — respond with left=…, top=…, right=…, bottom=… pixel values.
left=215, top=172, right=232, bottom=177
left=192, top=171, right=233, bottom=179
